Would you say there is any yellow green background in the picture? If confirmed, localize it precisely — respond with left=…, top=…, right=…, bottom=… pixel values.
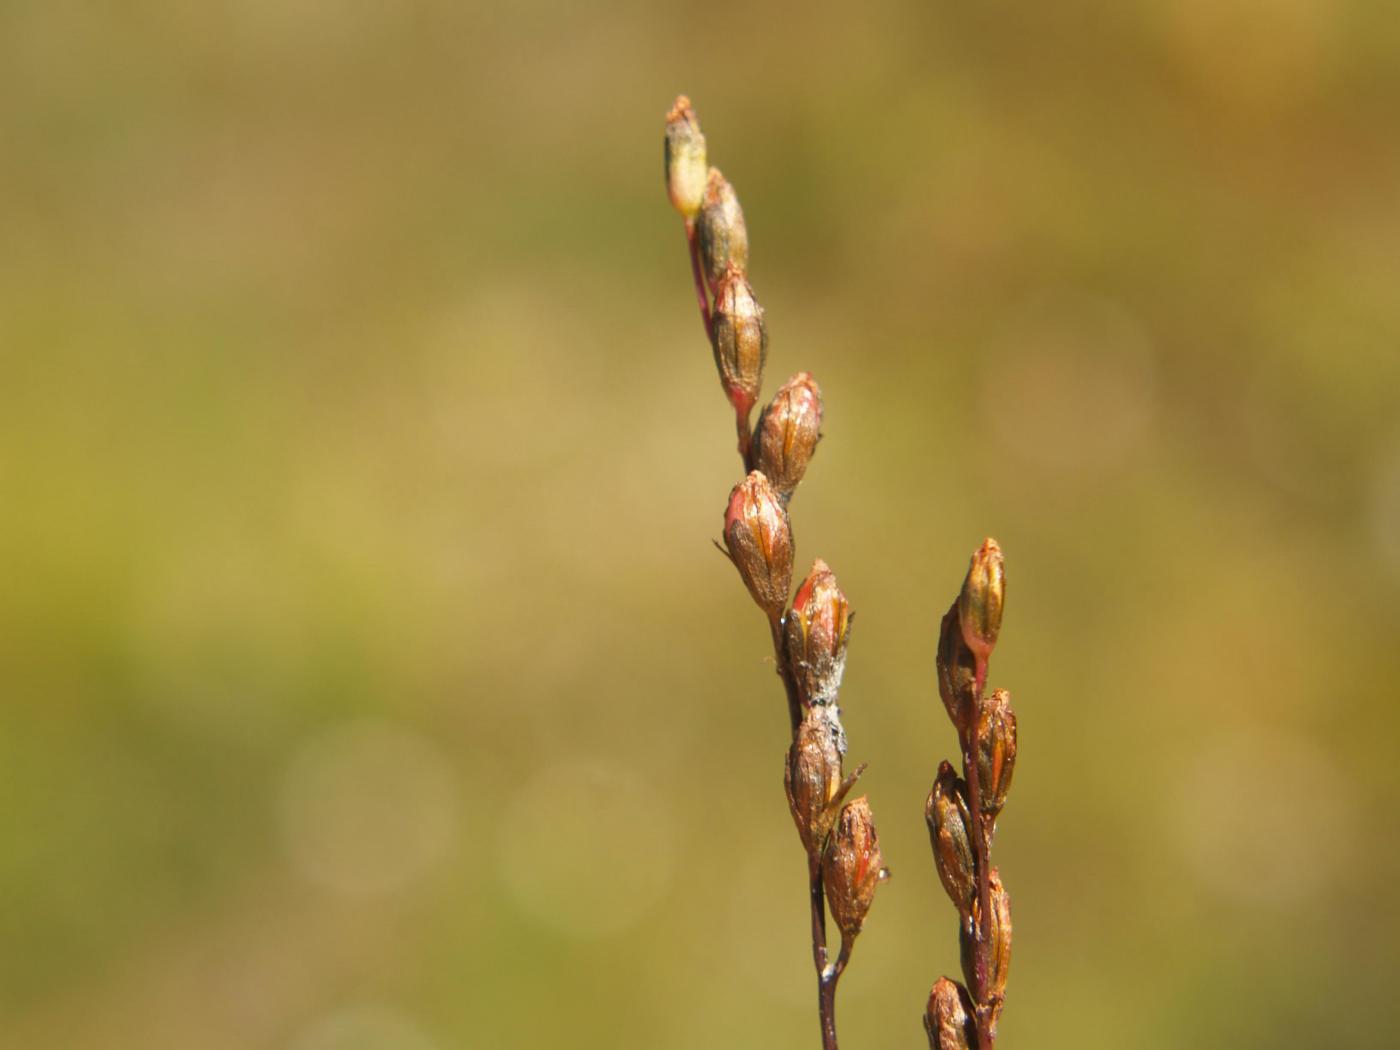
left=4, top=1, right=1399, bottom=1047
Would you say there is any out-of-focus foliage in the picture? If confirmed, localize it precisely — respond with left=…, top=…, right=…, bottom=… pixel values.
left=3, top=2, right=1398, bottom=1047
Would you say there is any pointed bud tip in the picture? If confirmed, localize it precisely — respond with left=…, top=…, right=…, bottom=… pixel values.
left=666, top=95, right=694, bottom=122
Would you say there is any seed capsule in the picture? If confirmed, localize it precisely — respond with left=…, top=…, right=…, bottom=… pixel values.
left=784, top=706, right=863, bottom=860
left=936, top=601, right=977, bottom=736
left=664, top=96, right=707, bottom=219
left=696, top=167, right=749, bottom=293
left=975, top=689, right=1017, bottom=820
left=957, top=538, right=1005, bottom=662
left=926, top=761, right=976, bottom=917
left=960, top=869, right=1011, bottom=1009
left=723, top=471, right=793, bottom=623
left=784, top=559, right=851, bottom=708
left=710, top=266, right=768, bottom=423
left=923, top=977, right=977, bottom=1050
left=754, top=372, right=823, bottom=501
left=822, top=796, right=889, bottom=944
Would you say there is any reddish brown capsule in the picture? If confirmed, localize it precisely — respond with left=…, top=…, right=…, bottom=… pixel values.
left=958, top=538, right=1005, bottom=663
left=696, top=167, right=748, bottom=294
left=664, top=96, right=707, bottom=219
left=926, top=761, right=976, bottom=917
left=784, top=559, right=851, bottom=707
left=784, top=706, right=863, bottom=860
left=723, top=471, right=792, bottom=622
left=822, top=796, right=889, bottom=944
left=936, top=600, right=978, bottom=736
left=924, top=977, right=977, bottom=1050
left=710, top=266, right=768, bottom=424
left=754, top=372, right=823, bottom=501
left=960, top=869, right=1011, bottom=1009
left=976, top=689, right=1017, bottom=820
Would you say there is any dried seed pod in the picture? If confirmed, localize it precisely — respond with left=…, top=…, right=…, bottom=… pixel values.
left=924, top=977, right=977, bottom=1050
left=723, top=471, right=793, bottom=622
left=784, top=706, right=863, bottom=859
left=696, top=167, right=748, bottom=293
left=664, top=96, right=707, bottom=219
left=784, top=559, right=851, bottom=707
left=957, top=538, right=1005, bottom=662
left=926, top=761, right=976, bottom=917
left=975, top=689, right=1017, bottom=820
left=710, top=266, right=768, bottom=423
left=754, top=372, right=823, bottom=501
left=936, top=601, right=977, bottom=736
left=960, top=869, right=1012, bottom=1008
left=822, top=796, right=889, bottom=944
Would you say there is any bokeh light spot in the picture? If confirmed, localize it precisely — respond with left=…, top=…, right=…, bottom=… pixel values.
left=279, top=721, right=457, bottom=896
left=498, top=760, right=675, bottom=938
left=1170, top=729, right=1355, bottom=906
left=288, top=1004, right=439, bottom=1050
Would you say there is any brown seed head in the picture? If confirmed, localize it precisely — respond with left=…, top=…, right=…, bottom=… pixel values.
left=822, top=795, right=888, bottom=943
left=784, top=706, right=862, bottom=859
left=710, top=266, right=768, bottom=423
left=696, top=167, right=749, bottom=293
left=755, top=372, right=823, bottom=501
left=958, top=538, right=1005, bottom=661
left=923, top=977, right=977, bottom=1050
left=664, top=96, right=707, bottom=219
left=926, top=761, right=976, bottom=917
left=960, top=868, right=1012, bottom=1009
left=936, top=601, right=978, bottom=736
left=784, top=558, right=851, bottom=707
left=723, top=471, right=792, bottom=622
left=976, top=689, right=1017, bottom=820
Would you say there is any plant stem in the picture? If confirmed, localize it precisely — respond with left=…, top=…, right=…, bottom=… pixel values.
left=965, top=662, right=995, bottom=1048
left=769, top=618, right=803, bottom=733
left=684, top=218, right=712, bottom=339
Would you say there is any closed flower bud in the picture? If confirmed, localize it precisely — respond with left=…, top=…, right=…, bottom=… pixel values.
left=822, top=796, right=889, bottom=944
left=755, top=372, right=823, bottom=501
left=936, top=601, right=978, bottom=736
left=924, top=977, right=977, bottom=1050
left=711, top=266, right=768, bottom=422
left=957, top=538, right=1005, bottom=662
left=784, top=706, right=863, bottom=859
left=960, top=869, right=1012, bottom=1009
left=926, top=761, right=976, bottom=917
left=696, top=168, right=749, bottom=293
left=784, top=559, right=851, bottom=707
left=975, top=689, right=1017, bottom=820
left=664, top=96, right=707, bottom=218
left=723, top=471, right=793, bottom=622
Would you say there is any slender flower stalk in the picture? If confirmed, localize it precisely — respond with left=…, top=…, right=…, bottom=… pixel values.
left=665, top=95, right=887, bottom=1050
left=926, top=539, right=1018, bottom=1048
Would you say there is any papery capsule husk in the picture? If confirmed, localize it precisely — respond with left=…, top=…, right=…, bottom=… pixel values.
left=959, top=869, right=1011, bottom=1009
left=696, top=167, right=748, bottom=293
left=711, top=266, right=768, bottom=421
left=976, top=689, right=1017, bottom=820
left=937, top=601, right=978, bottom=736
left=784, top=707, right=862, bottom=859
left=784, top=558, right=851, bottom=707
left=723, top=471, right=793, bottom=622
left=957, top=538, right=1004, bottom=662
left=924, top=977, right=978, bottom=1050
left=822, top=795, right=888, bottom=942
left=926, top=761, right=977, bottom=917
left=664, top=96, right=707, bottom=219
left=755, top=372, right=823, bottom=501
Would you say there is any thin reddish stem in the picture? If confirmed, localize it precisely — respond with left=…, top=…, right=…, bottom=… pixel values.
left=684, top=218, right=712, bottom=340
left=966, top=659, right=996, bottom=1048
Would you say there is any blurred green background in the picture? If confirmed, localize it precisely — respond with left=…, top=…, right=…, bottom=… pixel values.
left=4, top=1, right=1400, bottom=1047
